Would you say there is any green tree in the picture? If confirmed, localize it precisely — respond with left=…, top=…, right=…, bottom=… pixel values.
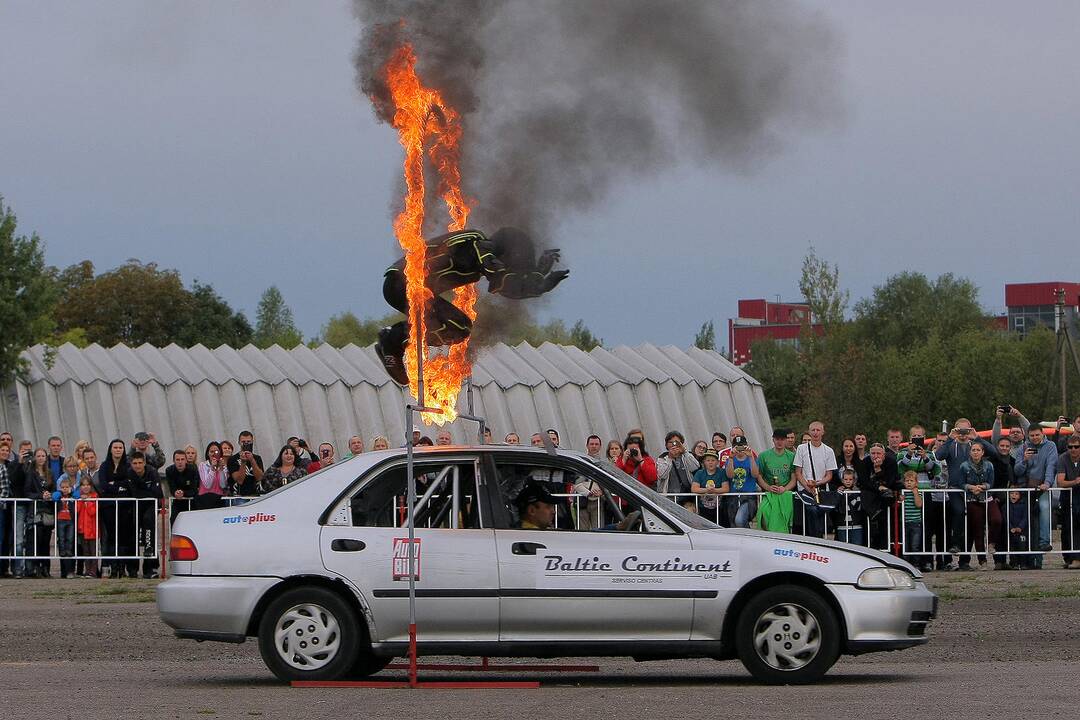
left=54, top=260, right=193, bottom=347
left=177, top=281, right=253, bottom=348
left=253, top=286, right=303, bottom=348
left=851, top=272, right=987, bottom=349
left=694, top=320, right=716, bottom=350
left=799, top=246, right=848, bottom=328
left=0, top=197, right=59, bottom=383
left=568, top=319, right=602, bottom=351
left=317, top=311, right=402, bottom=348
left=744, top=339, right=808, bottom=430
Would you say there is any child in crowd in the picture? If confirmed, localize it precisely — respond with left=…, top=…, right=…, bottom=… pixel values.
left=76, top=476, right=100, bottom=578
left=834, top=469, right=865, bottom=547
left=52, top=476, right=78, bottom=578
left=959, top=443, right=998, bottom=570
left=692, top=449, right=729, bottom=524
left=1005, top=488, right=1031, bottom=570
left=901, top=471, right=926, bottom=570
left=724, top=436, right=760, bottom=528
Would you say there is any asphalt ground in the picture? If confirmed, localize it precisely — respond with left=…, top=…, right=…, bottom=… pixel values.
left=1, top=568, right=1079, bottom=720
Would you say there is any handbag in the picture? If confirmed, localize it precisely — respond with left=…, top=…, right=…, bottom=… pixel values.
left=799, top=443, right=841, bottom=511
left=34, top=511, right=55, bottom=528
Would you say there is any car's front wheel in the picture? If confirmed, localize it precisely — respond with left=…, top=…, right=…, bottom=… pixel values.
left=258, top=586, right=361, bottom=682
left=735, top=584, right=840, bottom=685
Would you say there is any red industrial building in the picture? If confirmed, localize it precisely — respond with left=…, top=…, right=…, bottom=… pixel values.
left=728, top=299, right=823, bottom=366
left=1005, top=281, right=1080, bottom=336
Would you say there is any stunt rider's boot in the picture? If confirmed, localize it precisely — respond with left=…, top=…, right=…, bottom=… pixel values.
left=375, top=326, right=410, bottom=386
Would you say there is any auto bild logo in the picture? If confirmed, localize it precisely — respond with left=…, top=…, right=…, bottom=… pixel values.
left=222, top=512, right=277, bottom=525
left=774, top=547, right=830, bottom=564
left=392, top=538, right=421, bottom=581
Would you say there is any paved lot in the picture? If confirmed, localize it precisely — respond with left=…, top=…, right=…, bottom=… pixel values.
left=2, top=569, right=1079, bottom=720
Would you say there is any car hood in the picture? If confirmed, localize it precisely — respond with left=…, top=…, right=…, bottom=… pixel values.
left=714, top=528, right=921, bottom=577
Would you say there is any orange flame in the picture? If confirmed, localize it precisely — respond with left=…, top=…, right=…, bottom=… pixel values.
left=384, top=43, right=475, bottom=424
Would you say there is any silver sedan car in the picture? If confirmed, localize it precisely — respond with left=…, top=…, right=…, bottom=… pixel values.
left=157, top=446, right=937, bottom=684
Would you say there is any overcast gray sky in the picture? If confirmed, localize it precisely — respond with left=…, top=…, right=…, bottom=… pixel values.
left=2, top=1, right=1078, bottom=348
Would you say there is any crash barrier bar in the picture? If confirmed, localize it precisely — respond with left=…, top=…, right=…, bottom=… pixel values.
left=897, top=486, right=1079, bottom=558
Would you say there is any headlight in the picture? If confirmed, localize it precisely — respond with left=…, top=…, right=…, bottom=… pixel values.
left=857, top=567, right=916, bottom=590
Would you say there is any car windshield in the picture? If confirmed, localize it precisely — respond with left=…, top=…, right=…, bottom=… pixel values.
left=601, top=461, right=719, bottom=531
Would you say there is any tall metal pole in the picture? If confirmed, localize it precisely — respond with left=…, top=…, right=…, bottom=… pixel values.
left=1058, top=289, right=1068, bottom=417
left=406, top=311, right=425, bottom=687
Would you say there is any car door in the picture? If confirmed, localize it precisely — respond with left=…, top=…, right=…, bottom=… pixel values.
left=320, top=456, right=499, bottom=643
left=489, top=457, right=699, bottom=642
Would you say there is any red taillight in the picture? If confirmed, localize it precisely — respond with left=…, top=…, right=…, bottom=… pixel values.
left=170, top=535, right=199, bottom=561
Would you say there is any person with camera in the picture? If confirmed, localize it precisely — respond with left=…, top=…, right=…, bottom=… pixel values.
left=1014, top=425, right=1058, bottom=564
left=228, top=431, right=264, bottom=497
left=304, top=442, right=336, bottom=474
left=1053, top=414, right=1080, bottom=454
left=129, top=431, right=166, bottom=473
left=936, top=419, right=996, bottom=569
left=655, top=431, right=699, bottom=508
left=991, top=405, right=1031, bottom=461
left=286, top=437, right=314, bottom=470
left=897, top=427, right=945, bottom=568
left=616, top=436, right=657, bottom=489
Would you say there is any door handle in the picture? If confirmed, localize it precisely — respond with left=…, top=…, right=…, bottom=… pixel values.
left=331, top=539, right=366, bottom=552
left=511, top=541, right=546, bottom=556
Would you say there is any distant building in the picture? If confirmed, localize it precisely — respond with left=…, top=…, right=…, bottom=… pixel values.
left=728, top=299, right=823, bottom=366
left=1005, top=281, right=1080, bottom=336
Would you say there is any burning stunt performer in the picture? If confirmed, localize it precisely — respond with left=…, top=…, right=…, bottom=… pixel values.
left=376, top=226, right=569, bottom=384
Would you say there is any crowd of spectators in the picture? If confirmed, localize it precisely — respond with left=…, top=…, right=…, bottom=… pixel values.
left=1, top=405, right=1078, bottom=579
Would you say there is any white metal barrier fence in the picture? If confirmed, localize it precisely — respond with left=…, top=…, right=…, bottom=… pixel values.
left=897, top=486, right=1079, bottom=562
left=4, top=486, right=1074, bottom=573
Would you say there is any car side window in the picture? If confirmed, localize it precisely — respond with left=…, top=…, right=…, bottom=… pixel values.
left=345, top=460, right=483, bottom=529
left=493, top=460, right=657, bottom=532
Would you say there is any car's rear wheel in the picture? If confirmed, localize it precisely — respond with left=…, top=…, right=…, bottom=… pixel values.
left=735, top=584, right=840, bottom=685
left=258, top=586, right=360, bottom=682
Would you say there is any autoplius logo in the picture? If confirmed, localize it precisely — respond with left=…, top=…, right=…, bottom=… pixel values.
left=774, top=547, right=829, bottom=564
left=222, top=512, right=277, bottom=525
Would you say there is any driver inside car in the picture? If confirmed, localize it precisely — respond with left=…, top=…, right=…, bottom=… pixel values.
left=516, top=481, right=557, bottom=530
left=515, top=479, right=642, bottom=532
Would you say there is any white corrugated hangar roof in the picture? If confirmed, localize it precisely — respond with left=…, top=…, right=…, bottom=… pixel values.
left=1, top=342, right=773, bottom=457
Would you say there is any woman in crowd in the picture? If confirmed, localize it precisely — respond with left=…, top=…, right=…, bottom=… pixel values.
left=97, top=439, right=129, bottom=577
left=958, top=443, right=1001, bottom=570
left=72, top=439, right=90, bottom=470
left=690, top=440, right=709, bottom=466
left=260, top=445, right=307, bottom=493
left=24, top=447, right=56, bottom=577
left=184, top=444, right=199, bottom=466
left=605, top=440, right=623, bottom=465
left=835, top=438, right=861, bottom=489
left=195, top=441, right=229, bottom=510
left=371, top=436, right=390, bottom=452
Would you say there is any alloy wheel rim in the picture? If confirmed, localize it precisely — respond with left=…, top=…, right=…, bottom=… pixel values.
left=752, top=602, right=821, bottom=671
left=274, top=603, right=341, bottom=670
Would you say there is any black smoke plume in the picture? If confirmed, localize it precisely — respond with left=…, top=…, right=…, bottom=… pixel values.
left=353, top=0, right=841, bottom=339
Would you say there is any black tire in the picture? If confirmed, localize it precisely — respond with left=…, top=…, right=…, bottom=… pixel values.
left=258, top=586, right=361, bottom=682
left=734, top=583, right=840, bottom=685
left=349, top=652, right=393, bottom=678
